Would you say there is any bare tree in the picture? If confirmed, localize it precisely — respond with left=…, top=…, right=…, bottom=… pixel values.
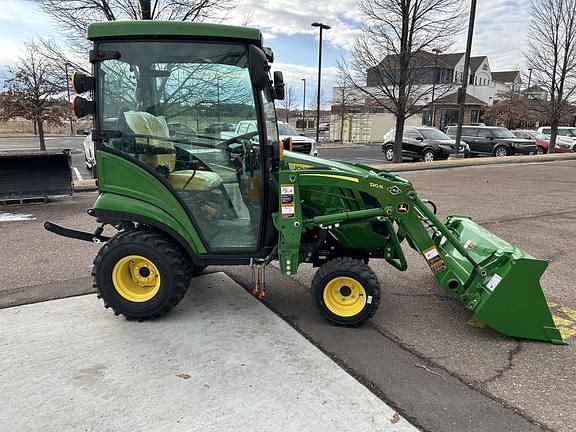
left=525, top=0, right=576, bottom=152
left=340, top=0, right=464, bottom=162
left=278, top=84, right=297, bottom=123
left=0, top=42, right=69, bottom=150
left=333, top=69, right=359, bottom=142
left=33, top=0, right=237, bottom=54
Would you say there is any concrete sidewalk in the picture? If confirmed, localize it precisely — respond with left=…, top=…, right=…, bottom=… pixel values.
left=0, top=272, right=418, bottom=432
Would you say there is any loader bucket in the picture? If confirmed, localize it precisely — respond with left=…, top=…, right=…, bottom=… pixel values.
left=438, top=216, right=565, bottom=345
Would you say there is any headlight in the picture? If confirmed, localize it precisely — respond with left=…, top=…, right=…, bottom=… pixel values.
left=437, top=144, right=452, bottom=150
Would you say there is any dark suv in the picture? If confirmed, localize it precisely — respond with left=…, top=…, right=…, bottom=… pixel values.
left=382, top=126, right=469, bottom=162
left=445, top=126, right=537, bottom=157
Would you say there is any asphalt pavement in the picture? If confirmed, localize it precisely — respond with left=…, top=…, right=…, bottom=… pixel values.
left=1, top=137, right=575, bottom=431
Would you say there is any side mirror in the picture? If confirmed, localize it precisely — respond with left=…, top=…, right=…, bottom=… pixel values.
left=248, top=45, right=270, bottom=91
left=415, top=136, right=423, bottom=141
left=273, top=71, right=285, bottom=100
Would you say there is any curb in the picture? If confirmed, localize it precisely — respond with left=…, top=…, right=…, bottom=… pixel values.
left=374, top=152, right=576, bottom=172
left=73, top=179, right=98, bottom=192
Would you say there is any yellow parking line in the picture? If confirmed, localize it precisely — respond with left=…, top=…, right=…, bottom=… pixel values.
left=549, top=303, right=576, bottom=341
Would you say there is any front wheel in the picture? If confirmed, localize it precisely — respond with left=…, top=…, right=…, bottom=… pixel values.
left=422, top=149, right=436, bottom=162
left=93, top=230, right=188, bottom=320
left=537, top=146, right=545, bottom=155
left=383, top=144, right=394, bottom=162
left=311, top=257, right=381, bottom=326
left=494, top=146, right=510, bottom=157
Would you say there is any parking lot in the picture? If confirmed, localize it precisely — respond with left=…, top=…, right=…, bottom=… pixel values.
left=0, top=152, right=575, bottom=431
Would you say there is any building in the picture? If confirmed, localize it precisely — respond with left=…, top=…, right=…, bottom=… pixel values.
left=330, top=51, right=524, bottom=141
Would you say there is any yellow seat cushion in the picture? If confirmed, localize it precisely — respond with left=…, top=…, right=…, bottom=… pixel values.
left=168, top=170, right=222, bottom=191
left=123, top=111, right=175, bottom=171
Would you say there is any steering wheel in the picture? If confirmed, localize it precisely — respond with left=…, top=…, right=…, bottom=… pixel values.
left=218, top=131, right=260, bottom=155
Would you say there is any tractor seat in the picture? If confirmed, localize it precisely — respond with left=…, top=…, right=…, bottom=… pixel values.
left=123, top=111, right=222, bottom=191
left=168, top=170, right=222, bottom=191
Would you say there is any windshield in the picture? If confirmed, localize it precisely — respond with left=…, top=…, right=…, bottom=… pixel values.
left=491, top=128, right=515, bottom=139
left=534, top=132, right=549, bottom=140
left=97, top=41, right=258, bottom=145
left=278, top=123, right=299, bottom=136
left=419, top=128, right=451, bottom=140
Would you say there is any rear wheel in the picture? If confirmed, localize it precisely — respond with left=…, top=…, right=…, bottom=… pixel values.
left=383, top=144, right=394, bottom=162
left=494, top=146, right=510, bottom=157
left=422, top=149, right=436, bottom=162
left=311, top=257, right=380, bottom=326
left=93, top=230, right=188, bottom=320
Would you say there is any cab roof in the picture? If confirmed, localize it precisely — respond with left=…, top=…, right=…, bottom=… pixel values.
left=87, top=21, right=262, bottom=43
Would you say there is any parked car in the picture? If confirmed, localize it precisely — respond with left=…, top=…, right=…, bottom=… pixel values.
left=168, top=122, right=197, bottom=137
left=221, top=120, right=318, bottom=156
left=204, top=122, right=236, bottom=135
left=277, top=121, right=318, bottom=156
left=511, top=130, right=549, bottom=154
left=445, top=125, right=537, bottom=156
left=382, top=127, right=469, bottom=162
left=537, top=126, right=576, bottom=152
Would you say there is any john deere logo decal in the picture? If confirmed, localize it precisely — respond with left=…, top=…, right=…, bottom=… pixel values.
left=397, top=203, right=409, bottom=214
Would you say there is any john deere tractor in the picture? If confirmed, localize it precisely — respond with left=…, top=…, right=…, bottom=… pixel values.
left=46, top=21, right=564, bottom=344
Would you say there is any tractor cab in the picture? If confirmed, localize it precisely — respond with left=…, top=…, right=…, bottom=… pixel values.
left=81, top=22, right=283, bottom=258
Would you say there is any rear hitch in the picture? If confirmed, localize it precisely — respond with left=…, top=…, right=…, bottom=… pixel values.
left=44, top=221, right=111, bottom=244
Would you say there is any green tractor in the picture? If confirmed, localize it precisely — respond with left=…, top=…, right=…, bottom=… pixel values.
left=46, top=21, right=564, bottom=344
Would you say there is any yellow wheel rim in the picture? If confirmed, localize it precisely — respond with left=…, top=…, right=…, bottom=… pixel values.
left=112, top=255, right=161, bottom=302
left=323, top=276, right=367, bottom=317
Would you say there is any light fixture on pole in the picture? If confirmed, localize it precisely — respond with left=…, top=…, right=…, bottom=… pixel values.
left=431, top=48, right=442, bottom=127
left=64, top=62, right=73, bottom=135
left=301, top=78, right=306, bottom=130
left=311, top=22, right=331, bottom=143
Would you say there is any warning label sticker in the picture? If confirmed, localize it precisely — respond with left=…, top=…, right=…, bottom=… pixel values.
left=281, top=185, right=294, bottom=195
left=423, top=246, right=446, bottom=273
left=281, top=204, right=295, bottom=218
left=485, top=274, right=503, bottom=292
left=464, top=239, right=477, bottom=251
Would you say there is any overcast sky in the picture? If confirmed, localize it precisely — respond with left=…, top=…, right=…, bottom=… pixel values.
left=0, top=0, right=532, bottom=105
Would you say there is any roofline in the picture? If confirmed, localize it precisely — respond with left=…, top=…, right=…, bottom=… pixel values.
left=87, top=21, right=262, bottom=43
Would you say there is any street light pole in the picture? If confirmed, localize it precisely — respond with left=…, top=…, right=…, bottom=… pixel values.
left=431, top=48, right=442, bottom=127
left=311, top=22, right=331, bottom=144
left=301, top=78, right=306, bottom=130
left=453, top=0, right=477, bottom=157
left=64, top=62, right=73, bottom=135
left=527, top=67, right=533, bottom=99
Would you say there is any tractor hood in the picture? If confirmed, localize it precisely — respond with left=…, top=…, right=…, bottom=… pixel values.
left=282, top=150, right=374, bottom=177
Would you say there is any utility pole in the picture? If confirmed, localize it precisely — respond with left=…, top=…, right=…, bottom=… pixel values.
left=431, top=48, right=442, bottom=127
left=453, top=0, right=477, bottom=158
left=64, top=62, right=73, bottom=135
left=311, top=22, right=331, bottom=143
left=301, top=78, right=306, bottom=130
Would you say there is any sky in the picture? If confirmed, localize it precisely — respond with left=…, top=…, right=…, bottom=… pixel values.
left=0, top=0, right=533, bottom=106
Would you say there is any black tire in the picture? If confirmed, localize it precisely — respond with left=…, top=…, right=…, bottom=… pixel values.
left=494, top=145, right=510, bottom=157
left=93, top=230, right=188, bottom=320
left=383, top=144, right=394, bottom=162
left=422, top=149, right=436, bottom=162
left=311, top=257, right=381, bottom=326
left=537, top=146, right=546, bottom=155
